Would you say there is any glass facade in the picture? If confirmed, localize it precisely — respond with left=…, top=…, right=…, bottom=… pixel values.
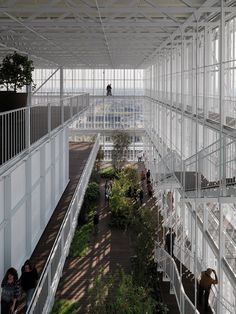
left=33, top=68, right=144, bottom=96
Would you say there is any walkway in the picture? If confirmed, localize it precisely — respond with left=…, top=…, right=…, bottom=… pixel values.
left=18, top=141, right=93, bottom=313
left=55, top=177, right=134, bottom=313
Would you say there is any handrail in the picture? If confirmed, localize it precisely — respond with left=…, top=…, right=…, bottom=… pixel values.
left=26, top=134, right=100, bottom=314
left=154, top=242, right=200, bottom=314
left=0, top=93, right=89, bottom=168
left=174, top=243, right=235, bottom=313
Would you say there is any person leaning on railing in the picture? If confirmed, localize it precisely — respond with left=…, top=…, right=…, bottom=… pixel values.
left=198, top=268, right=218, bottom=311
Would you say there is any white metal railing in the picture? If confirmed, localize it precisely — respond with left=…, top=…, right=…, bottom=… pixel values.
left=76, top=95, right=144, bottom=130
left=174, top=243, right=235, bottom=314
left=0, top=93, right=89, bottom=168
left=26, top=134, right=100, bottom=314
left=154, top=242, right=200, bottom=314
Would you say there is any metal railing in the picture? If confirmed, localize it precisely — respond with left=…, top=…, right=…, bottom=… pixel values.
left=174, top=243, right=235, bottom=314
left=75, top=95, right=144, bottom=130
left=0, top=93, right=89, bottom=167
left=154, top=242, right=200, bottom=314
left=26, top=134, right=100, bottom=314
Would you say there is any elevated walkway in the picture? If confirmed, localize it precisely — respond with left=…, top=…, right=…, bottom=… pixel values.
left=29, top=142, right=93, bottom=276
left=17, top=141, right=99, bottom=314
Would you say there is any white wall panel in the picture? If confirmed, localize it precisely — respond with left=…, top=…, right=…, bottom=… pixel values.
left=0, top=228, right=4, bottom=280
left=55, top=135, right=59, bottom=158
left=45, top=141, right=51, bottom=169
left=11, top=163, right=26, bottom=209
left=31, top=150, right=41, bottom=186
left=1, top=127, right=69, bottom=275
left=45, top=170, right=51, bottom=215
left=0, top=180, right=4, bottom=224
left=11, top=203, right=26, bottom=270
left=31, top=185, right=41, bottom=245
left=55, top=159, right=60, bottom=201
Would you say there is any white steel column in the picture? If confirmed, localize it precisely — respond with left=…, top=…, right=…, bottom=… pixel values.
left=194, top=19, right=199, bottom=310
left=218, top=0, right=226, bottom=312
left=60, top=66, right=64, bottom=124
left=26, top=84, right=32, bottom=149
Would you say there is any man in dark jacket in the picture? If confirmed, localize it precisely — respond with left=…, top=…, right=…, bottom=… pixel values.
left=165, top=228, right=176, bottom=257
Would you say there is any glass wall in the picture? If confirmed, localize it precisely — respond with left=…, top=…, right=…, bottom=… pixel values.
left=33, top=68, right=144, bottom=96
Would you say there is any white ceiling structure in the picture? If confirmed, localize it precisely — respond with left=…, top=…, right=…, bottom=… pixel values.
left=0, top=0, right=226, bottom=68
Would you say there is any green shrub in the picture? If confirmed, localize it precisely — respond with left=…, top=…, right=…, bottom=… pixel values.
left=109, top=180, right=133, bottom=229
left=156, top=301, right=169, bottom=314
left=89, top=267, right=156, bottom=314
left=100, top=166, right=117, bottom=179
left=90, top=169, right=100, bottom=183
left=50, top=299, right=79, bottom=314
left=84, top=182, right=100, bottom=204
left=131, top=207, right=159, bottom=289
left=70, top=209, right=95, bottom=257
left=123, top=166, right=139, bottom=189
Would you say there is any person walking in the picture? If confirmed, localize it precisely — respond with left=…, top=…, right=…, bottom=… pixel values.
left=165, top=228, right=176, bottom=257
left=1, top=268, right=20, bottom=314
left=93, top=212, right=99, bottom=234
left=21, top=260, right=38, bottom=312
left=198, top=268, right=218, bottom=311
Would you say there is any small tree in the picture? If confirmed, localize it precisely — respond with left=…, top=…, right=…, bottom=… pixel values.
left=0, top=51, right=34, bottom=92
left=111, top=130, right=130, bottom=172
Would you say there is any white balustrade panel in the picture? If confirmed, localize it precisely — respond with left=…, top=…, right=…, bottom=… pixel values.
left=11, top=203, right=26, bottom=270
left=11, top=163, right=26, bottom=209
left=0, top=127, right=69, bottom=280
left=0, top=180, right=4, bottom=224
left=0, top=229, right=4, bottom=281
left=45, top=141, right=51, bottom=169
left=45, top=171, right=52, bottom=216
left=55, top=159, right=60, bottom=202
left=31, top=185, right=41, bottom=247
left=31, top=150, right=41, bottom=185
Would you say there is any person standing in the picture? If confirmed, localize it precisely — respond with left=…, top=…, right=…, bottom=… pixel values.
left=165, top=228, right=176, bottom=257
left=93, top=212, right=99, bottom=234
left=139, top=189, right=144, bottom=205
left=146, top=169, right=151, bottom=182
left=137, top=152, right=142, bottom=162
left=140, top=170, right=145, bottom=181
left=106, top=84, right=112, bottom=96
left=198, top=268, right=218, bottom=311
left=21, top=260, right=38, bottom=312
left=166, top=191, right=174, bottom=212
left=1, top=268, right=20, bottom=314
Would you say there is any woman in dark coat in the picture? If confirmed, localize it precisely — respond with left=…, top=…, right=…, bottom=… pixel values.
left=21, top=260, right=38, bottom=312
left=1, top=267, right=20, bottom=314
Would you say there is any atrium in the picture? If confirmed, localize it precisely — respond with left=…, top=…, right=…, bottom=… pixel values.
left=0, top=0, right=235, bottom=313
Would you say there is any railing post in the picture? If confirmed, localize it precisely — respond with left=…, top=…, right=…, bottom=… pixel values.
left=26, top=84, right=32, bottom=149
left=60, top=66, right=64, bottom=125
left=70, top=97, right=73, bottom=120
left=48, top=103, right=51, bottom=136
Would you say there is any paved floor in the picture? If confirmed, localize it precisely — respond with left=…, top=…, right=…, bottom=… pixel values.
left=55, top=176, right=134, bottom=313
left=54, top=162, right=180, bottom=314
